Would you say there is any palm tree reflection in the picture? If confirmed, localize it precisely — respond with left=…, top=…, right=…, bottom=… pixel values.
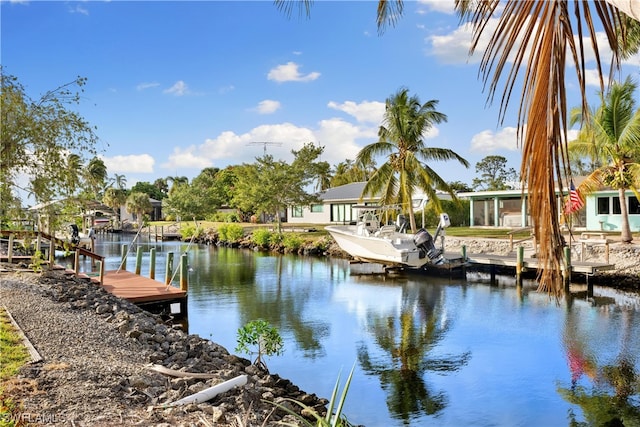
left=357, top=283, right=470, bottom=422
left=560, top=300, right=640, bottom=425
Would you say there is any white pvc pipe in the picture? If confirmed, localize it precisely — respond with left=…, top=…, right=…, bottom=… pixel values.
left=167, top=375, right=248, bottom=406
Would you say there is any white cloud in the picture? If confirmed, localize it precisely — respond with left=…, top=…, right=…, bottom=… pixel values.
left=163, top=80, right=189, bottom=96
left=417, top=0, right=456, bottom=15
left=267, top=62, right=320, bottom=83
left=101, top=154, right=155, bottom=174
left=218, top=84, right=235, bottom=94
left=136, top=82, right=160, bottom=91
left=327, top=100, right=385, bottom=124
left=69, top=4, right=89, bottom=15
left=470, top=127, right=520, bottom=152
left=161, top=147, right=212, bottom=170
left=254, top=99, right=281, bottom=114
left=428, top=22, right=480, bottom=64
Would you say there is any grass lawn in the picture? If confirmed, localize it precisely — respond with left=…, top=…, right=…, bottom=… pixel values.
left=1, top=308, right=30, bottom=425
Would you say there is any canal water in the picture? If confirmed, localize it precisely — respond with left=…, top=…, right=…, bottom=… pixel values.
left=70, top=234, right=640, bottom=427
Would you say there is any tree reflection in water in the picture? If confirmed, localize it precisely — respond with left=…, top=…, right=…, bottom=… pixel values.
left=356, top=282, right=470, bottom=422
left=560, top=295, right=640, bottom=426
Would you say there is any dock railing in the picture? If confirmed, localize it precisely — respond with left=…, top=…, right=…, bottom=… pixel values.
left=507, top=227, right=535, bottom=252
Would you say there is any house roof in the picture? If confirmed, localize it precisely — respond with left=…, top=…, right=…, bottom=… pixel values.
left=319, top=182, right=378, bottom=203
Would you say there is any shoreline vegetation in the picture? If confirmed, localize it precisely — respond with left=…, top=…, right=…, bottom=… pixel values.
left=145, top=221, right=640, bottom=289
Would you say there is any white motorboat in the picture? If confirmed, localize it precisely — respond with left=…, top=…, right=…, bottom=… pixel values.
left=325, top=205, right=450, bottom=269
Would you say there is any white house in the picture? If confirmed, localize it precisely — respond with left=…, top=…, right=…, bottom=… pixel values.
left=287, top=182, right=434, bottom=225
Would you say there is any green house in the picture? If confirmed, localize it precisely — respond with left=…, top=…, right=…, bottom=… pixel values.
left=458, top=185, right=640, bottom=232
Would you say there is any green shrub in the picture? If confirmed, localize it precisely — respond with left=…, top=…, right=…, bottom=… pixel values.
left=235, top=319, right=284, bottom=371
left=218, top=223, right=244, bottom=243
left=224, top=213, right=240, bottom=223
left=416, top=199, right=470, bottom=228
left=251, top=228, right=273, bottom=247
left=180, top=224, right=203, bottom=240
left=282, top=233, right=303, bottom=251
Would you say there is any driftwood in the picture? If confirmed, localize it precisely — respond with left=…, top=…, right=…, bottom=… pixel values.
left=146, top=363, right=217, bottom=379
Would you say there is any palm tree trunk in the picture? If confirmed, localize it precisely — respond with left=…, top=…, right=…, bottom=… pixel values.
left=619, top=187, right=633, bottom=242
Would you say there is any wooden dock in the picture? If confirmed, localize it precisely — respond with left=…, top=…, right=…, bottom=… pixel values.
left=100, top=270, right=186, bottom=305
left=466, top=253, right=615, bottom=275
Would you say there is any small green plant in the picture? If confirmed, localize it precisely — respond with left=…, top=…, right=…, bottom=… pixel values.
left=218, top=223, right=245, bottom=243
left=268, top=364, right=356, bottom=427
left=251, top=228, right=273, bottom=247
left=180, top=223, right=203, bottom=240
left=29, top=250, right=45, bottom=272
left=235, top=319, right=284, bottom=371
left=282, top=234, right=303, bottom=252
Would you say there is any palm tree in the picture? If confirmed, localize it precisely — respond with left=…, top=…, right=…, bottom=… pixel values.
left=356, top=88, right=469, bottom=233
left=102, top=187, right=127, bottom=225
left=84, top=157, right=108, bottom=198
left=126, top=191, right=152, bottom=227
left=570, top=76, right=640, bottom=243
left=166, top=175, right=189, bottom=195
left=112, top=173, right=127, bottom=190
left=63, top=153, right=83, bottom=197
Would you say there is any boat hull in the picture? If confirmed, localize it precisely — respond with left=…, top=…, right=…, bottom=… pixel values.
left=326, top=225, right=430, bottom=268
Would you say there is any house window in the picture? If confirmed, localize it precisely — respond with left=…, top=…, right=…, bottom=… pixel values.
left=311, top=204, right=323, bottom=213
left=331, top=204, right=355, bottom=223
left=597, top=196, right=622, bottom=214
left=629, top=197, right=640, bottom=214
left=292, top=206, right=303, bottom=218
left=597, top=197, right=609, bottom=214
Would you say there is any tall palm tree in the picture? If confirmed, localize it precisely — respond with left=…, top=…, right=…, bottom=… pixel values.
left=84, top=156, right=108, bottom=198
left=356, top=88, right=469, bottom=233
left=126, top=191, right=152, bottom=227
left=570, top=76, right=640, bottom=243
left=102, top=187, right=127, bottom=224
left=113, top=173, right=127, bottom=190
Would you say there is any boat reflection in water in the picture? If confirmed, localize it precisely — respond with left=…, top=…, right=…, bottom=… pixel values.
left=75, top=235, right=640, bottom=426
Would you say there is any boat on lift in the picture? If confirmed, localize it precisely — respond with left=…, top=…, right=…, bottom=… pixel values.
left=325, top=205, right=450, bottom=269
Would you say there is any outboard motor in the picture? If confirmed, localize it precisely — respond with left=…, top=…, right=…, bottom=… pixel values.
left=413, top=228, right=445, bottom=265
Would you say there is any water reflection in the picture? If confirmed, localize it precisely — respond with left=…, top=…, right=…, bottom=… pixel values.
left=355, top=278, right=470, bottom=422
left=560, top=295, right=640, bottom=425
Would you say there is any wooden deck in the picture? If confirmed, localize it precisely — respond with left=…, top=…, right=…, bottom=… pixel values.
left=467, top=253, right=615, bottom=275
left=99, top=270, right=186, bottom=304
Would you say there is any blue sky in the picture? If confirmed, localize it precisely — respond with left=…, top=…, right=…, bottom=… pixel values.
left=3, top=0, right=639, bottom=192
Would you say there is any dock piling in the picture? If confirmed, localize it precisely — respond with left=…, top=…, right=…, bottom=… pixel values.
left=150, top=248, right=156, bottom=280
left=180, top=253, right=188, bottom=291
left=165, top=252, right=174, bottom=285
left=135, top=246, right=143, bottom=275
left=8, top=234, right=13, bottom=263
left=516, top=246, right=524, bottom=286
left=121, top=244, right=128, bottom=271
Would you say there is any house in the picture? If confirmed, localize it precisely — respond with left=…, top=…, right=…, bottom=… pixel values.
left=287, top=182, right=435, bottom=225
left=458, top=182, right=640, bottom=232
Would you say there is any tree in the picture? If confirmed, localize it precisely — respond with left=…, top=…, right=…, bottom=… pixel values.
left=356, top=88, right=469, bottom=233
left=330, top=159, right=377, bottom=187
left=102, top=187, right=127, bottom=221
left=570, top=77, right=640, bottom=243
left=472, top=155, right=519, bottom=191
left=447, top=181, right=473, bottom=193
left=112, top=173, right=127, bottom=190
left=1, top=71, right=99, bottom=219
left=130, top=181, right=165, bottom=201
left=126, top=192, right=152, bottom=227
left=232, top=143, right=324, bottom=232
left=85, top=157, right=108, bottom=198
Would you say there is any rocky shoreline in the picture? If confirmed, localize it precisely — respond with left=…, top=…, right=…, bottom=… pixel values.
left=0, top=268, right=331, bottom=427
